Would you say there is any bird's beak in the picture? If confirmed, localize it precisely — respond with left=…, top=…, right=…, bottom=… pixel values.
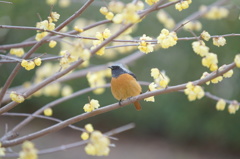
left=108, top=66, right=112, bottom=69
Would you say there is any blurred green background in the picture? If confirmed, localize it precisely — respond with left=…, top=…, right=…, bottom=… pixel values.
left=1, top=0, right=240, bottom=158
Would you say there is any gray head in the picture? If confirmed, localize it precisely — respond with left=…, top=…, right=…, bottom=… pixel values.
left=108, top=64, right=136, bottom=78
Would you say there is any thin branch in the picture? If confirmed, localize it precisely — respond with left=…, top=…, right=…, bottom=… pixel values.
left=0, top=54, right=63, bottom=63
left=0, top=1, right=12, bottom=4
left=2, top=112, right=85, bottom=132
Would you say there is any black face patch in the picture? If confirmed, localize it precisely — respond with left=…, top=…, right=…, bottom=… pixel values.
left=109, top=64, right=136, bottom=79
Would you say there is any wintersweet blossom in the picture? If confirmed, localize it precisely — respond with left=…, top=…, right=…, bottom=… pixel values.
left=184, top=82, right=205, bottom=101
left=145, top=0, right=159, bottom=6
left=138, top=34, right=154, bottom=54
left=216, top=99, right=226, bottom=111
left=175, top=0, right=192, bottom=11
left=85, top=123, right=94, bottom=132
left=87, top=70, right=109, bottom=94
left=48, top=12, right=60, bottom=22
left=192, top=40, right=209, bottom=57
left=144, top=82, right=157, bottom=102
left=81, top=132, right=89, bottom=140
left=183, top=20, right=202, bottom=31
left=228, top=101, right=239, bottom=114
left=213, top=36, right=226, bottom=47
left=201, top=53, right=218, bottom=71
left=19, top=141, right=38, bottom=159
left=108, top=1, right=124, bottom=13
left=85, top=131, right=110, bottom=156
left=10, top=48, right=24, bottom=57
left=157, top=10, right=175, bottom=29
left=0, top=143, right=5, bottom=157
left=61, top=85, right=73, bottom=97
left=21, top=60, right=36, bottom=71
left=201, top=31, right=211, bottom=41
left=234, top=54, right=240, bottom=68
left=10, top=91, right=25, bottom=103
left=44, top=108, right=53, bottom=116
left=157, top=29, right=178, bottom=49
left=200, top=72, right=210, bottom=85
left=49, top=40, right=57, bottom=48
left=202, top=6, right=229, bottom=20
left=83, top=99, right=100, bottom=112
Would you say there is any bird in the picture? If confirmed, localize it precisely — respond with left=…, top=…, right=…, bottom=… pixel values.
left=108, top=64, right=142, bottom=110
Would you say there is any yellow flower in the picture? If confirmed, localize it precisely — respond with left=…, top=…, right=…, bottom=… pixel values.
left=87, top=71, right=108, bottom=94
left=61, top=85, right=73, bottom=97
left=203, top=6, right=229, bottom=20
left=157, top=10, right=175, bottom=29
left=108, top=1, right=124, bottom=13
left=200, top=72, right=210, bottom=85
left=138, top=34, right=154, bottom=54
left=85, top=123, right=94, bottom=132
left=228, top=101, right=239, bottom=114
left=44, top=108, right=53, bottom=116
left=201, top=53, right=218, bottom=71
left=0, top=142, right=6, bottom=157
left=59, top=51, right=77, bottom=68
left=157, top=29, right=178, bottom=49
left=201, top=31, right=211, bottom=41
left=59, top=0, right=70, bottom=8
left=83, top=99, right=100, bottom=112
left=151, top=68, right=160, bottom=79
left=213, top=37, right=226, bottom=47
left=145, top=0, right=159, bottom=5
left=35, top=32, right=48, bottom=41
left=43, top=83, right=61, bottom=97
left=192, top=40, right=209, bottom=57
left=184, top=82, right=205, bottom=101
left=81, top=132, right=89, bottom=140
left=113, top=14, right=123, bottom=24
left=19, top=141, right=38, bottom=159
left=10, top=48, right=24, bottom=57
left=211, top=76, right=223, bottom=84
left=48, top=12, right=60, bottom=22
left=136, top=1, right=144, bottom=11
left=10, top=91, right=25, bottom=103
left=234, top=54, right=240, bottom=68
left=49, top=40, right=57, bottom=48
left=216, top=99, right=226, bottom=111
left=85, top=143, right=96, bottom=156
left=219, top=65, right=233, bottom=78
left=105, top=12, right=114, bottom=20
left=122, top=3, right=140, bottom=24
left=74, top=26, right=84, bottom=32
left=46, top=0, right=57, bottom=5
left=95, top=28, right=111, bottom=41
left=34, top=58, right=42, bottom=66
left=36, top=20, right=55, bottom=31
left=175, top=0, right=191, bottom=11
left=85, top=131, right=110, bottom=156
left=183, top=20, right=202, bottom=31
left=100, top=7, right=108, bottom=15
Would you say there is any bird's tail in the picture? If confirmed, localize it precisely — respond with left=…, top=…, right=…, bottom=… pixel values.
left=134, top=101, right=142, bottom=111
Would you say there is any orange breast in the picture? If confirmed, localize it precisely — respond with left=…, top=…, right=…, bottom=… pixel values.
left=111, top=73, right=142, bottom=100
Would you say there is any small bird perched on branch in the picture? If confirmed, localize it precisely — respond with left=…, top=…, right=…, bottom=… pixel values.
left=109, top=64, right=142, bottom=110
